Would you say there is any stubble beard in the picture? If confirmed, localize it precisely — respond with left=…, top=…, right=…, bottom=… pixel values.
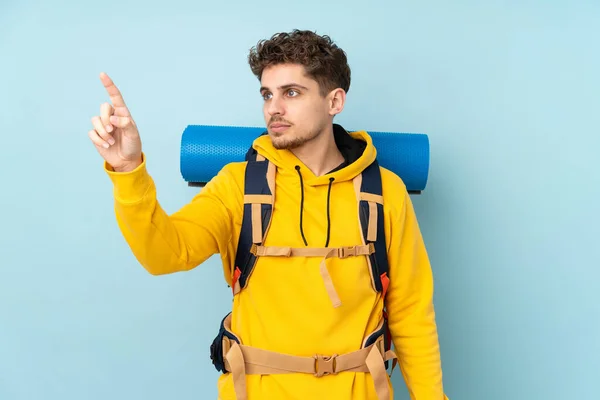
left=270, top=128, right=320, bottom=150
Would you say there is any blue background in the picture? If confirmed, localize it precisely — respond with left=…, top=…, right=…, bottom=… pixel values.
left=1, top=1, right=599, bottom=399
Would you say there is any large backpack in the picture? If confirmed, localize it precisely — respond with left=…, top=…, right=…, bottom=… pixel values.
left=231, top=146, right=391, bottom=293
left=230, top=146, right=392, bottom=355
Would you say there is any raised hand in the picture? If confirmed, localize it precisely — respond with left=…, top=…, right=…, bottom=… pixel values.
left=89, top=72, right=143, bottom=172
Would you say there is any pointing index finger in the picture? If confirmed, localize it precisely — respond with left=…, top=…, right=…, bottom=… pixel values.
left=99, top=72, right=127, bottom=108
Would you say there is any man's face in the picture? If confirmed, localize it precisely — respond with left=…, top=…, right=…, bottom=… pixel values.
left=260, top=63, right=332, bottom=150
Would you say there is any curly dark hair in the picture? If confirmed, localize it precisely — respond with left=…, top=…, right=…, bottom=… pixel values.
left=248, top=29, right=351, bottom=97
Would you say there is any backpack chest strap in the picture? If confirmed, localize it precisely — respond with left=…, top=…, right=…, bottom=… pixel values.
left=250, top=244, right=374, bottom=308
left=251, top=243, right=374, bottom=258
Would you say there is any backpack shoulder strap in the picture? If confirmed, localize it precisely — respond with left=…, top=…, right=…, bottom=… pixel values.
left=356, top=159, right=395, bottom=371
left=355, top=159, right=390, bottom=298
left=231, top=152, right=276, bottom=295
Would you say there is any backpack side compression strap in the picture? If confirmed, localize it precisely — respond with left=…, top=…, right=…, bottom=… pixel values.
left=232, top=154, right=275, bottom=294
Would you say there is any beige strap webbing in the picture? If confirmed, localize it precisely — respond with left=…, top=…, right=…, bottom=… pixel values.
left=251, top=244, right=373, bottom=258
left=367, top=201, right=378, bottom=242
left=244, top=194, right=272, bottom=204
left=251, top=204, right=262, bottom=244
left=225, top=341, right=247, bottom=400
left=250, top=244, right=374, bottom=308
left=357, top=182, right=382, bottom=247
left=366, top=345, right=394, bottom=400
left=245, top=157, right=276, bottom=245
left=359, top=192, right=383, bottom=204
left=224, top=336, right=396, bottom=400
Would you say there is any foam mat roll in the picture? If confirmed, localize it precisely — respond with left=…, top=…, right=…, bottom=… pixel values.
left=180, top=125, right=429, bottom=192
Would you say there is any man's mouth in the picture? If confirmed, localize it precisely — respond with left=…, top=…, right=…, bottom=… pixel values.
left=270, top=123, right=291, bottom=133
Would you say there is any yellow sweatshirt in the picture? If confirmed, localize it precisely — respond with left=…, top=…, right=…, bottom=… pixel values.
left=104, top=129, right=448, bottom=400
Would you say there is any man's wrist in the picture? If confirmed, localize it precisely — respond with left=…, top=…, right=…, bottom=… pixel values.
left=112, top=158, right=142, bottom=173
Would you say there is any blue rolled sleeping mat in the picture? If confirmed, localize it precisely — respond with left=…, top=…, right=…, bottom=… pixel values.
left=180, top=125, right=429, bottom=194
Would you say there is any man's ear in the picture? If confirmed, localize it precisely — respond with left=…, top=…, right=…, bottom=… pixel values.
left=328, top=88, right=346, bottom=116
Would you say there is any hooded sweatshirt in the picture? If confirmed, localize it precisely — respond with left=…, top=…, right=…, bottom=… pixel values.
left=104, top=124, right=448, bottom=400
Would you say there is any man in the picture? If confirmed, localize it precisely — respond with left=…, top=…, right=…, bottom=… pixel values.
left=88, top=30, right=449, bottom=400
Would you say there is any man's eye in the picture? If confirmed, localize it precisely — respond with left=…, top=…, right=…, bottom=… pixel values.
left=262, top=92, right=272, bottom=100
left=287, top=89, right=298, bottom=97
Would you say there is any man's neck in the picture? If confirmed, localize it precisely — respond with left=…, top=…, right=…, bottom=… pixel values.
left=290, top=126, right=345, bottom=177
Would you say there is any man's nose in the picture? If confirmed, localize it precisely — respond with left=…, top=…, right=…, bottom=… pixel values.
left=267, top=95, right=285, bottom=116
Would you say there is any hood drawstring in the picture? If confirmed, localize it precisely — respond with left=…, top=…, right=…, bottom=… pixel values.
left=295, top=166, right=309, bottom=246
left=294, top=165, right=335, bottom=248
left=325, top=177, right=334, bottom=247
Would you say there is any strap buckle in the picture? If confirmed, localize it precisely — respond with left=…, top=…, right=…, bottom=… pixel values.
left=250, top=244, right=258, bottom=255
left=367, top=242, right=375, bottom=254
left=337, top=246, right=356, bottom=259
left=313, top=354, right=338, bottom=377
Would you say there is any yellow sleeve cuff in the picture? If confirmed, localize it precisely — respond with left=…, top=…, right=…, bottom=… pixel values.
left=104, top=153, right=153, bottom=203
